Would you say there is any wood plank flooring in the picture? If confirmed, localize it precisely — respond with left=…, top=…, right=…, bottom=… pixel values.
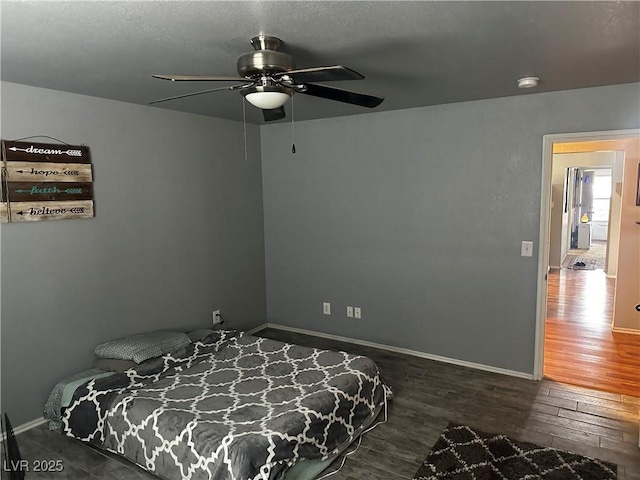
left=544, top=267, right=640, bottom=397
left=16, top=328, right=640, bottom=480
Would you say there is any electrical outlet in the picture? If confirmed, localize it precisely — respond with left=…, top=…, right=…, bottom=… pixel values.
left=354, top=307, right=361, bottom=319
left=212, top=310, right=222, bottom=326
left=323, top=302, right=331, bottom=315
left=346, top=306, right=354, bottom=318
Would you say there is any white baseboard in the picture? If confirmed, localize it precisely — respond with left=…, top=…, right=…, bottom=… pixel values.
left=247, top=323, right=268, bottom=335
left=256, top=323, right=533, bottom=380
left=612, top=326, right=640, bottom=335
left=0, top=417, right=48, bottom=442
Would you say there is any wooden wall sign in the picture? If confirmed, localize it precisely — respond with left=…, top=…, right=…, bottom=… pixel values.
left=1, top=140, right=94, bottom=223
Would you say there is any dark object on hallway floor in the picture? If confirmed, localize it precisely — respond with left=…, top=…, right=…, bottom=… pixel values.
left=412, top=423, right=617, bottom=480
left=565, top=257, right=598, bottom=270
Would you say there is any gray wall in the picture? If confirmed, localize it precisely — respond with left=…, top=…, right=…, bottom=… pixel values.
left=1, top=82, right=266, bottom=425
left=261, top=83, right=640, bottom=375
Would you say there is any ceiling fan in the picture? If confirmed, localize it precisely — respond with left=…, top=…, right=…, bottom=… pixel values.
left=150, top=35, right=384, bottom=122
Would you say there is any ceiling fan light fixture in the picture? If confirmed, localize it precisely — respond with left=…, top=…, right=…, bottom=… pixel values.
left=244, top=90, right=291, bottom=109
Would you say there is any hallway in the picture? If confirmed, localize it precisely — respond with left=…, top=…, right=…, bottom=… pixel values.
left=544, top=268, right=640, bottom=398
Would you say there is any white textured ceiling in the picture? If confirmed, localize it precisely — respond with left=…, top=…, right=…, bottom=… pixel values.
left=2, top=1, right=639, bottom=124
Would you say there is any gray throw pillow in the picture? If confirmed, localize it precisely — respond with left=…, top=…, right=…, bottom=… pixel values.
left=94, top=331, right=191, bottom=364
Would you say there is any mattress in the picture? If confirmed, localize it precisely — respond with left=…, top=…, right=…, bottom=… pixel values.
left=61, top=330, right=391, bottom=480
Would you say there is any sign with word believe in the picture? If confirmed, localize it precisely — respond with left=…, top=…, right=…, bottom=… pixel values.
left=1, top=140, right=94, bottom=223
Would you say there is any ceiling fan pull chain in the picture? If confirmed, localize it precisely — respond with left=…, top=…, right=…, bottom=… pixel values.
left=242, top=97, right=248, bottom=162
left=291, top=95, right=296, bottom=154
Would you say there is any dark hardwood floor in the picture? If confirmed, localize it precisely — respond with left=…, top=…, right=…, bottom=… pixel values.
left=544, top=267, right=640, bottom=397
left=16, top=328, right=640, bottom=479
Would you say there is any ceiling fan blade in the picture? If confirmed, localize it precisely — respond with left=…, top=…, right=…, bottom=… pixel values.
left=276, top=66, right=364, bottom=83
left=152, top=74, right=248, bottom=82
left=149, top=84, right=249, bottom=105
left=299, top=83, right=384, bottom=108
left=262, top=106, right=287, bottom=122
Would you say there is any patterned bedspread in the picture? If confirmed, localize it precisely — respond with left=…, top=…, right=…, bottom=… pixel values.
left=62, top=330, right=391, bottom=480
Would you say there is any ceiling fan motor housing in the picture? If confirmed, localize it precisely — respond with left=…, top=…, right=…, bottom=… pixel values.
left=236, top=35, right=295, bottom=78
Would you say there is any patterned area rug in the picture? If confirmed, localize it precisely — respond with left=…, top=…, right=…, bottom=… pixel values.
left=412, top=424, right=617, bottom=479
left=564, top=257, right=599, bottom=270
left=562, top=244, right=606, bottom=270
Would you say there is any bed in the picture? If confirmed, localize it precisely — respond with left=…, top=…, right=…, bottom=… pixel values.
left=55, top=329, right=391, bottom=480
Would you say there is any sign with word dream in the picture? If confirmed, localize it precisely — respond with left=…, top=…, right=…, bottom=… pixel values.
left=1, top=140, right=94, bottom=222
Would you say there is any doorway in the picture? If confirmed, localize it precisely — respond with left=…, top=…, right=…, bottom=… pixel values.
left=549, top=154, right=618, bottom=274
left=534, top=130, right=640, bottom=397
left=560, top=167, right=611, bottom=271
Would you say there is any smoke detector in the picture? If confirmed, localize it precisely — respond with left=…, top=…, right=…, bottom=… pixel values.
left=517, top=76, right=540, bottom=89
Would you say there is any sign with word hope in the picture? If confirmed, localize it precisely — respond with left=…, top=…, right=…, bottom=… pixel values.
left=1, top=140, right=94, bottom=222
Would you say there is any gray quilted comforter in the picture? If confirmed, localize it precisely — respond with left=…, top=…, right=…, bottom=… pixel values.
left=62, top=330, right=390, bottom=480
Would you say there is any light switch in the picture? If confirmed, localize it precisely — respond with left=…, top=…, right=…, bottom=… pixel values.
left=521, top=241, right=534, bottom=257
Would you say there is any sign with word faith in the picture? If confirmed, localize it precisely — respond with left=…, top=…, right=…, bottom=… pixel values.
left=1, top=140, right=94, bottom=222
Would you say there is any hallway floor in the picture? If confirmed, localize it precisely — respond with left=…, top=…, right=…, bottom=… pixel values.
left=544, top=268, right=640, bottom=398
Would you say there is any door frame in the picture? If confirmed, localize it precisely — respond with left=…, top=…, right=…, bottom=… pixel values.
left=533, top=128, right=640, bottom=380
